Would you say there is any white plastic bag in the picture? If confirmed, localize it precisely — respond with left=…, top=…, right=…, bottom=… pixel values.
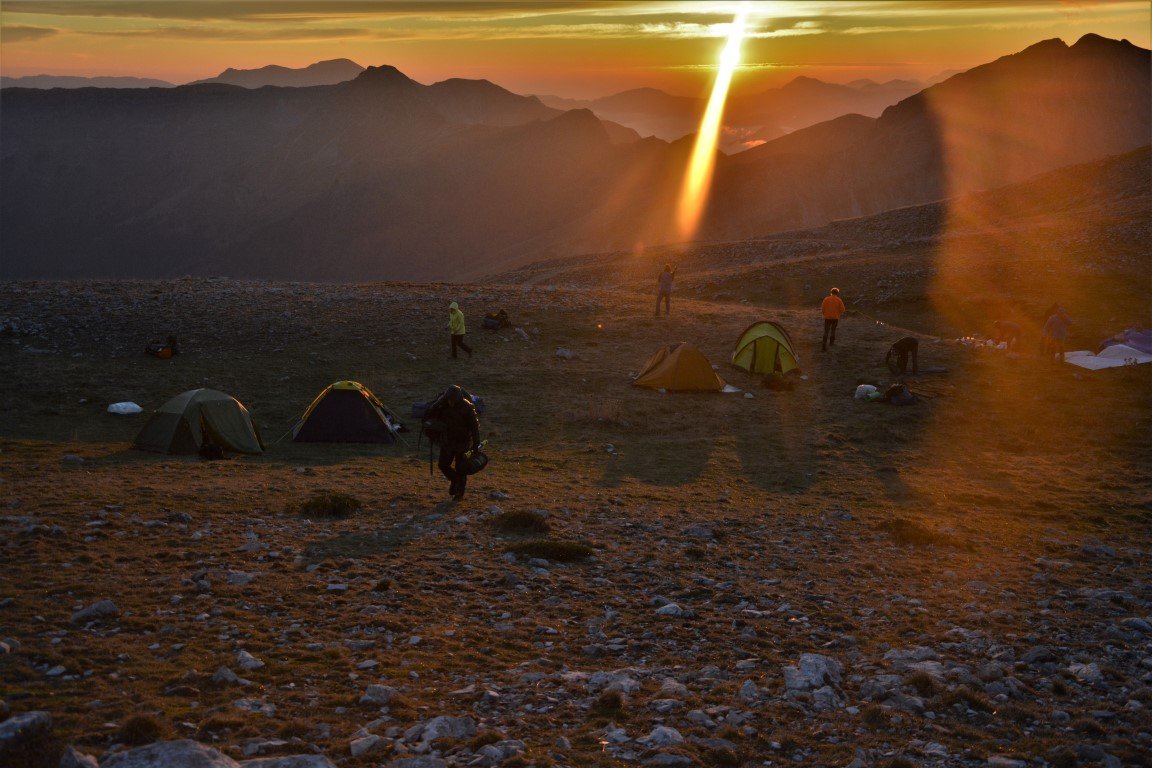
left=107, top=402, right=143, bottom=415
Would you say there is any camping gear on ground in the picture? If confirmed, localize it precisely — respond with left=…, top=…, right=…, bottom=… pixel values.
left=482, top=310, right=511, bottom=330
left=632, top=342, right=726, bottom=392
left=854, top=384, right=878, bottom=400
left=293, top=381, right=402, bottom=443
left=1065, top=345, right=1152, bottom=370
left=133, top=389, right=263, bottom=455
left=1096, top=328, right=1152, bottom=355
left=107, top=402, right=143, bottom=415
left=145, top=335, right=179, bottom=359
left=731, top=321, right=800, bottom=375
left=881, top=383, right=917, bottom=405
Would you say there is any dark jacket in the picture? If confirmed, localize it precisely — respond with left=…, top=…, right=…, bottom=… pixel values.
left=434, top=399, right=480, bottom=453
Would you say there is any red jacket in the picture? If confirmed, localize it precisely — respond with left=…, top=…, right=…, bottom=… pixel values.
left=821, top=295, right=846, bottom=320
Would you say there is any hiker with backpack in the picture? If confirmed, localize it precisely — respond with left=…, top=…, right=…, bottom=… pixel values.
left=448, top=301, right=473, bottom=359
left=886, top=336, right=919, bottom=375
left=655, top=264, right=677, bottom=317
left=821, top=287, right=846, bottom=351
left=424, top=385, right=482, bottom=500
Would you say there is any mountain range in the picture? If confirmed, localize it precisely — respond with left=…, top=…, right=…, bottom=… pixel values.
left=0, top=75, right=174, bottom=89
left=538, top=76, right=929, bottom=152
left=0, top=34, right=1147, bottom=282
left=186, top=59, right=366, bottom=88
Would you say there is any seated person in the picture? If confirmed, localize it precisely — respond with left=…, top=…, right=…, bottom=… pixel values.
left=886, top=336, right=919, bottom=375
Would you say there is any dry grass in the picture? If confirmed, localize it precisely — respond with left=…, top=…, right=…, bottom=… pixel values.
left=0, top=279, right=1148, bottom=764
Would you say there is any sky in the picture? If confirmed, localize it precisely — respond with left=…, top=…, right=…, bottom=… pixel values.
left=1, top=1, right=1149, bottom=97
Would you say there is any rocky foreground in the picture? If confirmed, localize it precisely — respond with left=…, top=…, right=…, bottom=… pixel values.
left=0, top=280, right=1150, bottom=767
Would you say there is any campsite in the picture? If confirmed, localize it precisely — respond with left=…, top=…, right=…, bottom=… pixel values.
left=1, top=277, right=1150, bottom=766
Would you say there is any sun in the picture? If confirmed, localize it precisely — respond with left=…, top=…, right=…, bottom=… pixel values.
left=675, top=7, right=749, bottom=243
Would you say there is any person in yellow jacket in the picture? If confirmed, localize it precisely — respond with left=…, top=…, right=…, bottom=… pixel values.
left=821, top=287, right=846, bottom=351
left=448, top=301, right=473, bottom=359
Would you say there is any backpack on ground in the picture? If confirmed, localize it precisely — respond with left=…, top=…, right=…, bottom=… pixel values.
left=482, top=310, right=510, bottom=330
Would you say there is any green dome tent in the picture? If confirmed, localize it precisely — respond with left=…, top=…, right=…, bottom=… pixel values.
left=133, top=389, right=264, bottom=455
left=731, top=321, right=800, bottom=375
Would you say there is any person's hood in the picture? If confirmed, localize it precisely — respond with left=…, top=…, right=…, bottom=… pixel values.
left=449, top=301, right=459, bottom=311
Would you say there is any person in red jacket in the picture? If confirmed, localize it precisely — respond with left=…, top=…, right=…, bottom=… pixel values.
left=821, top=287, right=846, bottom=351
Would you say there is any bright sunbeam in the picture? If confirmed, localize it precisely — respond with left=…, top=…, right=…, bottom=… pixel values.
left=676, top=6, right=749, bottom=243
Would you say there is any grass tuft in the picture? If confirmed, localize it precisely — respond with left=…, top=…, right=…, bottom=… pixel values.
left=491, top=510, right=550, bottom=535
left=591, top=689, right=625, bottom=717
left=296, top=491, right=361, bottom=519
left=905, top=670, right=939, bottom=697
left=875, top=517, right=959, bottom=547
left=118, top=714, right=165, bottom=746
left=507, top=539, right=593, bottom=562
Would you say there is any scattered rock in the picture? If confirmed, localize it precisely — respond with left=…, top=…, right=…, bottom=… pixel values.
left=70, top=599, right=119, bottom=624
left=103, top=740, right=239, bottom=768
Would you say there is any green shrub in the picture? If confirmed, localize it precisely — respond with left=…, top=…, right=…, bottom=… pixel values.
left=297, top=491, right=361, bottom=518
left=492, top=510, right=550, bottom=535
left=119, top=714, right=165, bottom=746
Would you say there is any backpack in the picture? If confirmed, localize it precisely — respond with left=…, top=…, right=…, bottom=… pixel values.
left=882, top=383, right=916, bottom=406
left=482, top=310, right=510, bottom=330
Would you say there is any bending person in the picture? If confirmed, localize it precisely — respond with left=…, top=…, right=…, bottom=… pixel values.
left=886, top=336, right=919, bottom=375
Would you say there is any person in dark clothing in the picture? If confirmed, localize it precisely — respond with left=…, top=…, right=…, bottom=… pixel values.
left=655, top=264, right=677, bottom=317
left=431, top=385, right=481, bottom=500
left=886, top=337, right=919, bottom=375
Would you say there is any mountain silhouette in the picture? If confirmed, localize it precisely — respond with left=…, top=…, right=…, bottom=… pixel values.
left=188, top=59, right=365, bottom=88
left=0, top=36, right=1147, bottom=281
left=0, top=75, right=174, bottom=89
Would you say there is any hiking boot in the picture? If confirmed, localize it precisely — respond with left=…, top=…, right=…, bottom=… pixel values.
left=448, top=479, right=459, bottom=497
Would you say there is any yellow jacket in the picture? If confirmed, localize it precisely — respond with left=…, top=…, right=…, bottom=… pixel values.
left=448, top=302, right=466, bottom=335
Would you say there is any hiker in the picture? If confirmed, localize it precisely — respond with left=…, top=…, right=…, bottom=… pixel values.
left=448, top=301, right=472, bottom=359
left=821, top=287, right=846, bottom=350
left=1042, top=306, right=1073, bottom=363
left=429, top=385, right=481, bottom=500
left=992, top=320, right=1021, bottom=352
left=655, top=264, right=677, bottom=317
left=886, top=336, right=919, bottom=375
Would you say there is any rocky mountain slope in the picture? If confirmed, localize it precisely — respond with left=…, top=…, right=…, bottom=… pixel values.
left=0, top=274, right=1149, bottom=767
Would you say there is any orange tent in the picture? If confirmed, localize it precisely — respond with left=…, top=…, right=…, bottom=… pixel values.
left=632, top=342, right=726, bottom=392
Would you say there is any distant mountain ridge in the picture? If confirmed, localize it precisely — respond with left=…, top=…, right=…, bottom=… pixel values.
left=0, top=74, right=174, bottom=89
left=0, top=35, right=1147, bottom=282
left=537, top=76, right=926, bottom=152
left=188, top=58, right=366, bottom=88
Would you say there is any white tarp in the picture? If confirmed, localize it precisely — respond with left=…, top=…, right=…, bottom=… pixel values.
left=1065, top=344, right=1152, bottom=370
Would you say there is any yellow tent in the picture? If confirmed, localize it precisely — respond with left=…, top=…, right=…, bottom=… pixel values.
left=731, top=321, right=800, bottom=375
left=632, top=342, right=726, bottom=391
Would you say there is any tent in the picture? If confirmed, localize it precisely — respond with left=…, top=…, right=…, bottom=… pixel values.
left=133, top=389, right=264, bottom=455
left=731, top=321, right=800, bottom=375
left=293, top=381, right=401, bottom=443
left=1065, top=345, right=1152, bottom=370
left=632, top=342, right=726, bottom=391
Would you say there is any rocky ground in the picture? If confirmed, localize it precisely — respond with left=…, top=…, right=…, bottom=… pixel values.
left=0, top=277, right=1149, bottom=768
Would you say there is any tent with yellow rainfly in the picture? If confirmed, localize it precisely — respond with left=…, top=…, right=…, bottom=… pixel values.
left=731, top=321, right=800, bottom=375
left=292, top=381, right=402, bottom=443
left=632, top=342, right=726, bottom=392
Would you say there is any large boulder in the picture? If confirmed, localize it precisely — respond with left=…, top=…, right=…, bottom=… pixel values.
left=102, top=740, right=240, bottom=768
left=241, top=757, right=337, bottom=768
left=0, top=711, right=55, bottom=766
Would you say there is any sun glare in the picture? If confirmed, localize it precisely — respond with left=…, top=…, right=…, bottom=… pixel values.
left=676, top=7, right=749, bottom=242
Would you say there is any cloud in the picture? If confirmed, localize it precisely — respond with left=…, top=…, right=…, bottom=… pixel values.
left=0, top=1, right=631, bottom=23
left=84, top=26, right=381, bottom=41
left=0, top=25, right=60, bottom=43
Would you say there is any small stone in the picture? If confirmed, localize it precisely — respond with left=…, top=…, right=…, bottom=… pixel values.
left=71, top=599, right=119, bottom=624
left=102, top=740, right=237, bottom=767
left=236, top=650, right=265, bottom=671
left=59, top=746, right=100, bottom=768
left=360, top=685, right=397, bottom=706
left=637, top=725, right=684, bottom=747
left=350, top=735, right=384, bottom=758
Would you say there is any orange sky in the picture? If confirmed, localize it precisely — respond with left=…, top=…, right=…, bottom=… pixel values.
left=1, top=1, right=1149, bottom=96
